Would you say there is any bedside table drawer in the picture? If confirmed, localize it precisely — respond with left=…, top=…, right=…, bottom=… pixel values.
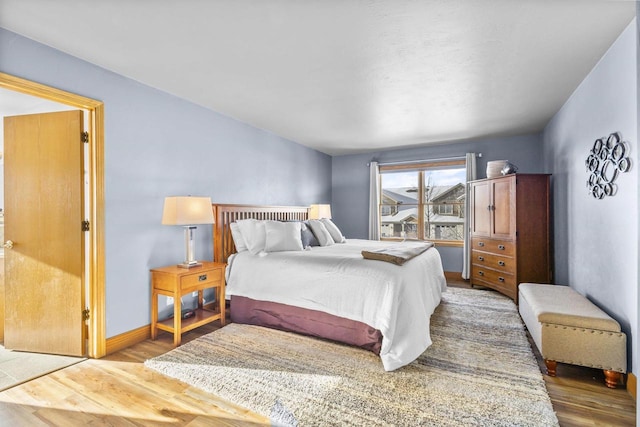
left=181, top=268, right=223, bottom=291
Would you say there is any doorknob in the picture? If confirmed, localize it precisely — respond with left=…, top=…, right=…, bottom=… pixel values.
left=4, top=240, right=13, bottom=249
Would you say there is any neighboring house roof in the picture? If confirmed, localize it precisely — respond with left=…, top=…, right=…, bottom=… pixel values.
left=383, top=184, right=465, bottom=203
left=382, top=188, right=419, bottom=204
left=381, top=207, right=418, bottom=223
left=427, top=214, right=464, bottom=225
left=381, top=207, right=464, bottom=225
left=429, top=183, right=465, bottom=202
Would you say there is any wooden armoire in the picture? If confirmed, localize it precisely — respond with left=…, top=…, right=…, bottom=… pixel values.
left=469, top=174, right=552, bottom=303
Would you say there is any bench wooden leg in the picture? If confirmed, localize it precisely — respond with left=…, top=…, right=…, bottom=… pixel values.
left=544, top=359, right=557, bottom=377
left=603, top=370, right=621, bottom=389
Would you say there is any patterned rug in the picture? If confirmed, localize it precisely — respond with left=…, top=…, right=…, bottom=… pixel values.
left=145, top=288, right=559, bottom=426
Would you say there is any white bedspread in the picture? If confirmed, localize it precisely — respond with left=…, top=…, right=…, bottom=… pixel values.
left=226, top=239, right=447, bottom=371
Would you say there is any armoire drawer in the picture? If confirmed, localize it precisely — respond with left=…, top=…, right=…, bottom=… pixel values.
left=471, top=267, right=516, bottom=288
left=471, top=250, right=516, bottom=274
left=471, top=238, right=515, bottom=256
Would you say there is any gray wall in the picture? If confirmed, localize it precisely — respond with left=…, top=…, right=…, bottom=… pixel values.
left=637, top=11, right=640, bottom=419
left=0, top=28, right=332, bottom=337
left=331, top=134, right=544, bottom=272
left=637, top=9, right=640, bottom=422
left=542, top=20, right=638, bottom=375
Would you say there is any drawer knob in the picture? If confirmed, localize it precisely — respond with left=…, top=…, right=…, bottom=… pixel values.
left=478, top=256, right=484, bottom=261
left=199, top=274, right=208, bottom=282
left=498, top=261, right=505, bottom=266
left=478, top=242, right=485, bottom=247
left=478, top=271, right=484, bottom=276
left=498, top=245, right=505, bottom=250
left=498, top=277, right=505, bottom=282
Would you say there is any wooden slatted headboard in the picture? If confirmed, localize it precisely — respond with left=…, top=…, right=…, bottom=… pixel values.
left=212, top=204, right=309, bottom=263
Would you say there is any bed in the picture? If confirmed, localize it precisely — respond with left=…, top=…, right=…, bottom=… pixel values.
left=212, top=204, right=447, bottom=371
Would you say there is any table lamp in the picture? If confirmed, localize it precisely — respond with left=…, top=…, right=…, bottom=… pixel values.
left=162, top=196, right=214, bottom=268
left=308, top=204, right=332, bottom=219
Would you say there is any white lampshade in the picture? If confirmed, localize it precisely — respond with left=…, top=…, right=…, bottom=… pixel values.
left=162, top=196, right=214, bottom=225
left=162, top=196, right=214, bottom=268
left=309, top=204, right=332, bottom=219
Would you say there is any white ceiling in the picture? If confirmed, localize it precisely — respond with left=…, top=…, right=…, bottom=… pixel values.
left=0, top=1, right=635, bottom=155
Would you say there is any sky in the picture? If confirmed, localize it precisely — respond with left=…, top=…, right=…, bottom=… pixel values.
left=382, top=168, right=466, bottom=188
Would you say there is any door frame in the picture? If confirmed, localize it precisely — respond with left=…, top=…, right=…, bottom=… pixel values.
left=0, top=72, right=106, bottom=358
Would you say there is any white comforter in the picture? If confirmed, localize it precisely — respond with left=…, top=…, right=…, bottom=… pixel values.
left=225, top=239, right=447, bottom=371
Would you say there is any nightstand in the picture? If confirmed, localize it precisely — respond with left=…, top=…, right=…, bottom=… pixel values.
left=150, top=261, right=226, bottom=346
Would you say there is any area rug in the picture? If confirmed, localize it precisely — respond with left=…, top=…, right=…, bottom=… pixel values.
left=0, top=345, right=85, bottom=391
left=145, top=288, right=559, bottom=426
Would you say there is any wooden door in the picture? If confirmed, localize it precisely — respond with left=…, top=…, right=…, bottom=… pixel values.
left=470, top=180, right=491, bottom=237
left=491, top=176, right=516, bottom=240
left=3, top=111, right=85, bottom=356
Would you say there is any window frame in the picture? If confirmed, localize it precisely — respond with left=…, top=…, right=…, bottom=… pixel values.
left=379, top=159, right=466, bottom=247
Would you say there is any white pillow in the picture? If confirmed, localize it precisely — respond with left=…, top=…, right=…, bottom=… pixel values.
left=320, top=218, right=346, bottom=243
left=230, top=222, right=248, bottom=252
left=307, top=220, right=335, bottom=247
left=236, top=219, right=266, bottom=255
left=264, top=221, right=303, bottom=252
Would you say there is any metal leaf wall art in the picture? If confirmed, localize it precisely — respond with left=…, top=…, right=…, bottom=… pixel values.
left=585, top=132, right=632, bottom=199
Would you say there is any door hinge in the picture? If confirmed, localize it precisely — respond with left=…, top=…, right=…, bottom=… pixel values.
left=81, top=132, right=89, bottom=143
left=83, top=308, right=90, bottom=321
left=82, top=220, right=90, bottom=231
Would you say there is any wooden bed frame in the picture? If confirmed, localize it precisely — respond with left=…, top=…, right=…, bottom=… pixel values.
left=212, top=203, right=309, bottom=263
left=210, top=203, right=384, bottom=355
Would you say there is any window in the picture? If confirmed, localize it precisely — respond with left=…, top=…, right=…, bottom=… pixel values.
left=379, top=160, right=466, bottom=245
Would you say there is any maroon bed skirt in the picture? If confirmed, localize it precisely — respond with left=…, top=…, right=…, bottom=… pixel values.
left=230, top=296, right=383, bottom=355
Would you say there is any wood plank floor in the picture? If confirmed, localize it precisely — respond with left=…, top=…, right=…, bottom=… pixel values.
left=0, top=282, right=635, bottom=426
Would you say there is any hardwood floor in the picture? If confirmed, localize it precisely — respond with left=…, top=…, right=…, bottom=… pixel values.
left=0, top=282, right=635, bottom=426
left=0, top=322, right=267, bottom=426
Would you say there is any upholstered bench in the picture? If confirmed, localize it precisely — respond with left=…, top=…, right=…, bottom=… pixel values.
left=518, top=283, right=627, bottom=388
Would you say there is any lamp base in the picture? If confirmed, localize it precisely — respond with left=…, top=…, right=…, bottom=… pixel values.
left=178, top=261, right=202, bottom=269
left=179, top=226, right=201, bottom=268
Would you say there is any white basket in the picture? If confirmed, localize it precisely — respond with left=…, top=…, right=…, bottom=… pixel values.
left=486, top=160, right=508, bottom=178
